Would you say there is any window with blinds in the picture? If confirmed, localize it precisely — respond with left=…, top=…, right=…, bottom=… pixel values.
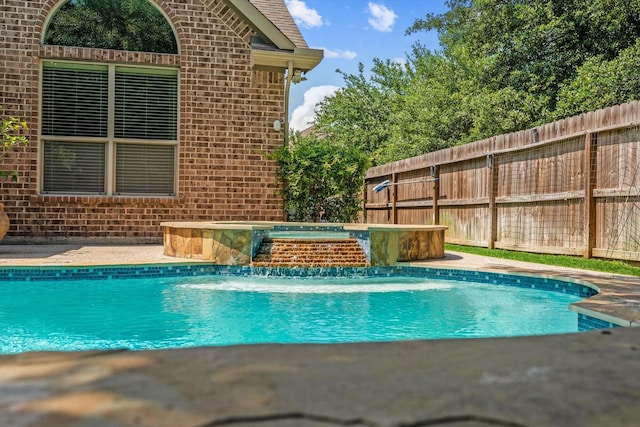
left=116, top=144, right=175, bottom=194
left=41, top=62, right=178, bottom=196
left=43, top=141, right=106, bottom=194
left=115, top=68, right=178, bottom=140
left=42, top=65, right=108, bottom=138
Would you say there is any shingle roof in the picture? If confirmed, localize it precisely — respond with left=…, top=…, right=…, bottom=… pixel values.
left=249, top=0, right=308, bottom=48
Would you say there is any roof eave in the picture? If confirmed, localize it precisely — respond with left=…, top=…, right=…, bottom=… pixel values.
left=225, top=0, right=296, bottom=50
left=252, top=47, right=324, bottom=73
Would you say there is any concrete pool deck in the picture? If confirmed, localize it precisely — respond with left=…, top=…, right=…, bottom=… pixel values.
left=0, top=244, right=639, bottom=426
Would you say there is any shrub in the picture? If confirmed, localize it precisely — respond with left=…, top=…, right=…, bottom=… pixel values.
left=1, top=108, right=29, bottom=182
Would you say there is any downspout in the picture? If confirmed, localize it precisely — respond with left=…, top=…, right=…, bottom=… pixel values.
left=284, top=60, right=293, bottom=148
left=281, top=61, right=294, bottom=221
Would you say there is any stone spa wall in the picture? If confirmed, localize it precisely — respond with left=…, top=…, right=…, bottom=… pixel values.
left=161, top=222, right=447, bottom=266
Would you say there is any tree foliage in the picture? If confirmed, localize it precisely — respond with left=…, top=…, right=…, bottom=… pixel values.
left=44, top=0, right=177, bottom=53
left=555, top=39, right=640, bottom=117
left=313, top=0, right=640, bottom=165
left=278, top=1, right=640, bottom=216
left=313, top=63, right=396, bottom=165
left=271, top=133, right=369, bottom=223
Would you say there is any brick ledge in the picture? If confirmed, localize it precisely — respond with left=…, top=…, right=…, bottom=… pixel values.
left=30, top=194, right=183, bottom=206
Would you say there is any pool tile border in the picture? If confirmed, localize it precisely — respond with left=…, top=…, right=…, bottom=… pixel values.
left=0, top=263, right=597, bottom=297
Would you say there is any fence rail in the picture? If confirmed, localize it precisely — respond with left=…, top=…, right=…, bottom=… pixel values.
left=364, top=101, right=640, bottom=261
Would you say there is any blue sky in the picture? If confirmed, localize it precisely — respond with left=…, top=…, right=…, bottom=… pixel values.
left=284, top=0, right=448, bottom=131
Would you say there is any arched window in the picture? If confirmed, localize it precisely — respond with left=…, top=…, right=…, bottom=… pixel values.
left=41, top=1, right=179, bottom=196
left=44, top=0, right=177, bottom=54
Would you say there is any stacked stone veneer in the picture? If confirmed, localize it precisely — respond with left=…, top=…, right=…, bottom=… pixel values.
left=369, top=228, right=446, bottom=266
left=0, top=1, right=285, bottom=242
left=163, top=223, right=271, bottom=265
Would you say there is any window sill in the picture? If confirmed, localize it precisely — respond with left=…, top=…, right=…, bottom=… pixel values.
left=30, top=194, right=183, bottom=206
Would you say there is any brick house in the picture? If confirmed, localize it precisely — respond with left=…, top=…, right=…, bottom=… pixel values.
left=0, top=0, right=322, bottom=242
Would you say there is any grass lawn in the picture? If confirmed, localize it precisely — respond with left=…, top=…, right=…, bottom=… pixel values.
left=446, top=244, right=640, bottom=277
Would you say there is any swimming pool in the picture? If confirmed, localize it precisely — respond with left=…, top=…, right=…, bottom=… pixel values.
left=0, top=265, right=602, bottom=354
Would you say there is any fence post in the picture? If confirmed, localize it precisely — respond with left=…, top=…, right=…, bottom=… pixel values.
left=391, top=172, right=398, bottom=224
left=362, top=179, right=368, bottom=223
left=487, top=154, right=498, bottom=249
left=432, top=165, right=440, bottom=225
left=584, top=132, right=597, bottom=258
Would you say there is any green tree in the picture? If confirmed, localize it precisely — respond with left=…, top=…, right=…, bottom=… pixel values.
left=1, top=108, right=29, bottom=182
left=385, top=45, right=474, bottom=152
left=44, top=0, right=177, bottom=53
left=408, top=0, right=640, bottom=125
left=271, top=133, right=369, bottom=223
left=314, top=63, right=398, bottom=165
left=313, top=0, right=640, bottom=166
left=555, top=40, right=640, bottom=117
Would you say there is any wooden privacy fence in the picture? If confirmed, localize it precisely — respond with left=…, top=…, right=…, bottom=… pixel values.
left=364, top=101, right=640, bottom=261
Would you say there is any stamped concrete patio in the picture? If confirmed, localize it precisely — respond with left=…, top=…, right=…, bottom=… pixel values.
left=0, top=244, right=639, bottom=426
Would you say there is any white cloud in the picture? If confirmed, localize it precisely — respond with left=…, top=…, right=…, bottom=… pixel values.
left=317, top=47, right=357, bottom=60
left=285, top=0, right=323, bottom=28
left=367, top=2, right=397, bottom=32
left=393, top=57, right=407, bottom=66
left=290, top=85, right=340, bottom=131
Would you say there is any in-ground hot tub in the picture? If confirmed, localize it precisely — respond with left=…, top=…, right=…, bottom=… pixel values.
left=160, top=221, right=447, bottom=266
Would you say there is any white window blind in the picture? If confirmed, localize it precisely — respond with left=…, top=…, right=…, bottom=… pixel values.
left=115, top=144, right=175, bottom=195
left=42, top=65, right=108, bottom=138
left=43, top=141, right=106, bottom=194
left=115, top=67, right=178, bottom=140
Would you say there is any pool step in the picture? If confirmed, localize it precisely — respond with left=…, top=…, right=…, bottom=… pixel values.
left=253, top=238, right=369, bottom=267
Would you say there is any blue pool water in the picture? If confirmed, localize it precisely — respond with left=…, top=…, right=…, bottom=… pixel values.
left=0, top=274, right=584, bottom=353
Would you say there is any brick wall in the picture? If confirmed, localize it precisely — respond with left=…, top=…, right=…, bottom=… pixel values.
left=0, top=0, right=285, bottom=242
